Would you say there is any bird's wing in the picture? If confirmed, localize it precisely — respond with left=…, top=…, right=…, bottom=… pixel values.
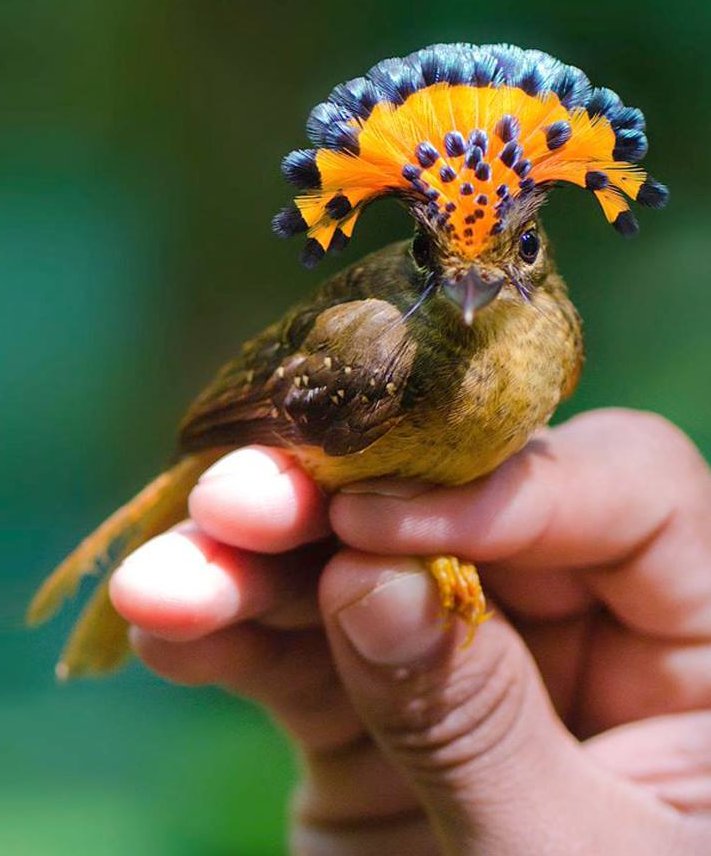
left=179, top=296, right=417, bottom=457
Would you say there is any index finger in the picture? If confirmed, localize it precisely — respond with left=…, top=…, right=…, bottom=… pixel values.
left=331, top=409, right=711, bottom=638
left=189, top=445, right=331, bottom=553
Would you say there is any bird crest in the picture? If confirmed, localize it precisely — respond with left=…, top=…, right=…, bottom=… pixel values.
left=273, top=43, right=668, bottom=267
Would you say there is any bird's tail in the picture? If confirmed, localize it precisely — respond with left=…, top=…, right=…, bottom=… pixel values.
left=27, top=452, right=218, bottom=680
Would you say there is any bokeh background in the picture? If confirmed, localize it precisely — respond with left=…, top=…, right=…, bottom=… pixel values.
left=2, top=1, right=710, bottom=853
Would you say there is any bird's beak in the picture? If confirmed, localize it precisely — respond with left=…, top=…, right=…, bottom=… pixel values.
left=443, top=268, right=505, bottom=325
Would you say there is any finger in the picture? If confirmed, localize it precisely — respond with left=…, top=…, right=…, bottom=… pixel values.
left=189, top=446, right=331, bottom=553
left=319, top=550, right=682, bottom=855
left=585, top=711, right=711, bottom=814
left=133, top=621, right=431, bottom=841
left=110, top=522, right=325, bottom=640
left=577, top=614, right=711, bottom=736
left=290, top=809, right=434, bottom=856
left=512, top=615, right=594, bottom=726
left=131, top=623, right=363, bottom=754
left=332, top=409, right=711, bottom=637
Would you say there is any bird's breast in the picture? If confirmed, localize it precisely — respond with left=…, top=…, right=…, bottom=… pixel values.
left=294, top=288, right=582, bottom=490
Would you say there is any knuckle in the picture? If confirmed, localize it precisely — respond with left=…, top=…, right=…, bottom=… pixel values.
left=139, top=642, right=215, bottom=687
left=598, top=408, right=699, bottom=462
left=378, top=631, right=529, bottom=785
left=577, top=408, right=705, bottom=477
left=624, top=409, right=698, bottom=456
left=623, top=411, right=709, bottom=497
left=218, top=625, right=286, bottom=693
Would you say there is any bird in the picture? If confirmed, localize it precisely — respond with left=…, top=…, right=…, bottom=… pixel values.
left=27, top=42, right=668, bottom=679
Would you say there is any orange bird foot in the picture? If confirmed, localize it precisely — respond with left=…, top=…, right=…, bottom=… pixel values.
left=424, top=555, right=492, bottom=645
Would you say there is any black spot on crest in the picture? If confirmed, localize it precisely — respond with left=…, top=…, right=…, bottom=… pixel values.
left=500, top=141, right=522, bottom=167
left=586, top=86, right=622, bottom=120
left=585, top=170, right=609, bottom=191
left=475, top=162, right=491, bottom=181
left=613, top=129, right=648, bottom=162
left=550, top=65, right=591, bottom=109
left=402, top=164, right=422, bottom=181
left=416, top=141, right=440, bottom=168
left=444, top=131, right=466, bottom=157
left=465, top=145, right=483, bottom=170
left=470, top=54, right=500, bottom=86
left=282, top=149, right=321, bottom=189
left=329, top=76, right=381, bottom=120
left=520, top=66, right=544, bottom=95
left=272, top=205, right=308, bottom=237
left=307, top=103, right=360, bottom=153
left=325, top=194, right=353, bottom=219
left=545, top=121, right=572, bottom=150
left=495, top=114, right=520, bottom=142
left=610, top=106, right=645, bottom=133
left=367, top=57, right=424, bottom=105
left=301, top=238, right=326, bottom=268
left=328, top=228, right=350, bottom=252
left=613, top=210, right=640, bottom=236
left=469, top=129, right=488, bottom=154
left=637, top=177, right=669, bottom=208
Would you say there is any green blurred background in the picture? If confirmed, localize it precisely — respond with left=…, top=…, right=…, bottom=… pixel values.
left=2, top=1, right=709, bottom=853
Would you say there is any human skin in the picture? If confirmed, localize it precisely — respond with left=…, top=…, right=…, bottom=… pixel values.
left=110, top=409, right=711, bottom=855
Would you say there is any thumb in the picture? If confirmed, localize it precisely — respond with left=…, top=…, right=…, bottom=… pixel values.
left=319, top=551, right=661, bottom=855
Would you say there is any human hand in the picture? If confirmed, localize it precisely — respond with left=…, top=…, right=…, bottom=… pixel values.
left=110, top=409, right=711, bottom=855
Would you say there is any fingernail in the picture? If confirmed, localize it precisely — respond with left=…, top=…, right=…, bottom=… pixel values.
left=340, top=479, right=433, bottom=499
left=337, top=571, right=445, bottom=666
left=199, top=448, right=286, bottom=483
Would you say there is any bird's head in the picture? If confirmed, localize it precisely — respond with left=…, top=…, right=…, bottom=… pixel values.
left=273, top=43, right=668, bottom=325
left=408, top=203, right=551, bottom=325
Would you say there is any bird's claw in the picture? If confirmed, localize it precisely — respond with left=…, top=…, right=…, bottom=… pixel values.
left=424, top=555, right=492, bottom=646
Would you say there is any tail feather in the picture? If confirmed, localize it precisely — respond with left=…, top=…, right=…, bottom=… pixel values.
left=55, top=578, right=132, bottom=680
left=28, top=452, right=218, bottom=679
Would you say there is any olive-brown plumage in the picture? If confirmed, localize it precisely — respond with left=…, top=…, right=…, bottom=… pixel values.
left=181, top=234, right=582, bottom=489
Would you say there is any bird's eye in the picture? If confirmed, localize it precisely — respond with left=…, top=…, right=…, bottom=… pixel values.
left=412, top=232, right=433, bottom=269
left=519, top=230, right=540, bottom=264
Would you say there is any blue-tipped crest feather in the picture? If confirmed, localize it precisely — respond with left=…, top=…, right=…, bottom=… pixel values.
left=275, top=42, right=667, bottom=263
left=282, top=149, right=320, bottom=189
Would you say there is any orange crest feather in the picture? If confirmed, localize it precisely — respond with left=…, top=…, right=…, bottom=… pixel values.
left=273, top=44, right=668, bottom=266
